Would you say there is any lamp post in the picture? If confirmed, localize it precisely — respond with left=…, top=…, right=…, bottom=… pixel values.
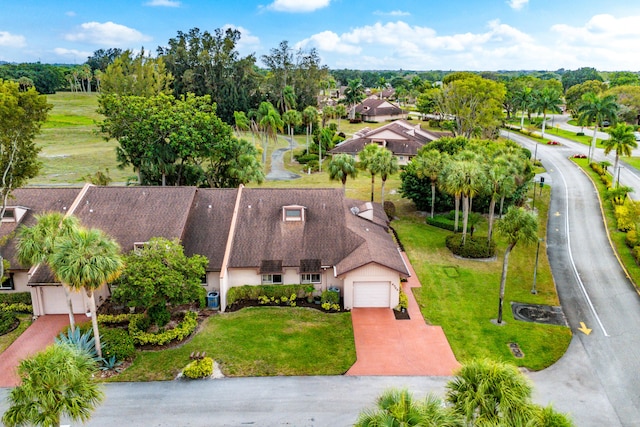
left=531, top=238, right=544, bottom=294
left=531, top=178, right=537, bottom=211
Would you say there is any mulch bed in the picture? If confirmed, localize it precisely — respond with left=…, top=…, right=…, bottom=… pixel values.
left=393, top=309, right=410, bottom=320
left=226, top=299, right=344, bottom=313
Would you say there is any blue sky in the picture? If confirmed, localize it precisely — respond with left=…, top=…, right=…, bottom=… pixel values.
left=2, top=0, right=640, bottom=70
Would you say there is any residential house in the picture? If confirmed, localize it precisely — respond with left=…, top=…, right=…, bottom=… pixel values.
left=329, top=119, right=441, bottom=165
left=350, top=98, right=406, bottom=122
left=0, top=185, right=409, bottom=315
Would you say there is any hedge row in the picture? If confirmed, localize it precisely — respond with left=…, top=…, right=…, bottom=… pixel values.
left=98, top=313, right=142, bottom=326
left=0, top=311, right=18, bottom=335
left=0, top=302, right=32, bottom=314
left=446, top=234, right=496, bottom=259
left=426, top=216, right=456, bottom=231
left=129, top=311, right=198, bottom=346
left=0, top=292, right=31, bottom=305
left=226, top=284, right=309, bottom=306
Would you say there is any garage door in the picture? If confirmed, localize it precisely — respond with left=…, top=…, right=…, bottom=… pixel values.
left=39, top=286, right=85, bottom=315
left=353, top=281, right=391, bottom=308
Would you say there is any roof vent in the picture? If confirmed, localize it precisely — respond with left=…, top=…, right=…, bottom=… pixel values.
left=350, top=207, right=360, bottom=215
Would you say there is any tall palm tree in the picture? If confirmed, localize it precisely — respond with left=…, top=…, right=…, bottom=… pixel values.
left=344, top=78, right=365, bottom=119
left=359, top=143, right=383, bottom=202
left=578, top=92, right=619, bottom=163
left=321, top=105, right=335, bottom=128
left=328, top=154, right=358, bottom=193
left=515, top=86, right=534, bottom=130
left=440, top=160, right=465, bottom=232
left=282, top=109, right=302, bottom=163
left=2, top=344, right=104, bottom=427
left=414, top=149, right=446, bottom=218
left=446, top=359, right=535, bottom=425
left=52, top=227, right=124, bottom=359
left=355, top=388, right=464, bottom=427
left=16, top=212, right=81, bottom=332
left=495, top=206, right=538, bottom=324
left=486, top=156, right=515, bottom=242
left=377, top=148, right=399, bottom=205
left=302, top=106, right=318, bottom=155
left=531, top=87, right=563, bottom=139
left=258, top=103, right=284, bottom=167
left=335, top=104, right=347, bottom=130
left=457, top=158, right=485, bottom=245
left=603, top=122, right=637, bottom=185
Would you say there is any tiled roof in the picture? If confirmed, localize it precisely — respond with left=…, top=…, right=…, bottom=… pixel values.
left=354, top=98, right=404, bottom=118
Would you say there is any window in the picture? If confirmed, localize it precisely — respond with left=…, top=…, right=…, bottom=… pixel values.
left=301, top=273, right=321, bottom=284
left=0, top=273, right=14, bottom=290
left=261, top=274, right=282, bottom=284
left=283, top=205, right=305, bottom=222
left=2, top=209, right=15, bottom=220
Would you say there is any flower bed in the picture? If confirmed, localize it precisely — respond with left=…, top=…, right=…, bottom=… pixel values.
left=129, top=311, right=198, bottom=346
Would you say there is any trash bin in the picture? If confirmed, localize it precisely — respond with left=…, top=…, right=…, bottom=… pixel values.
left=207, top=291, right=220, bottom=309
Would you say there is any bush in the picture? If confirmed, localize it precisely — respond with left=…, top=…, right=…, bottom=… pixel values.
left=426, top=216, right=456, bottom=231
left=183, top=357, right=213, bottom=379
left=226, top=284, right=308, bottom=305
left=397, top=290, right=409, bottom=310
left=601, top=174, right=612, bottom=189
left=98, top=313, right=141, bottom=326
left=446, top=234, right=496, bottom=258
left=633, top=246, right=640, bottom=265
left=383, top=201, right=396, bottom=220
left=129, top=311, right=198, bottom=346
left=55, top=327, right=98, bottom=361
left=590, top=162, right=605, bottom=176
left=0, top=310, right=18, bottom=335
left=0, top=292, right=31, bottom=305
left=0, top=302, right=32, bottom=314
left=295, top=153, right=319, bottom=164
left=576, top=132, right=585, bottom=136
left=614, top=205, right=636, bottom=232
left=101, top=327, right=136, bottom=361
left=626, top=230, right=639, bottom=248
left=148, top=304, right=171, bottom=327
left=321, top=289, right=339, bottom=304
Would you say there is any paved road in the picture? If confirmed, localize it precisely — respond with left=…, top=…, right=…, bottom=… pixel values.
left=506, top=130, right=640, bottom=426
left=265, top=135, right=301, bottom=181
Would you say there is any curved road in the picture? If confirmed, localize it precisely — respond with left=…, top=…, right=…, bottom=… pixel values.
left=265, top=135, right=301, bottom=181
left=507, top=130, right=640, bottom=426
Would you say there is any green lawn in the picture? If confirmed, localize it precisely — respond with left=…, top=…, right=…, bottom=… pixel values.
left=0, top=315, right=32, bottom=354
left=115, top=307, right=355, bottom=381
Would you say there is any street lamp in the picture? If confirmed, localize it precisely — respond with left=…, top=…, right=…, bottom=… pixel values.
left=531, top=238, right=544, bottom=294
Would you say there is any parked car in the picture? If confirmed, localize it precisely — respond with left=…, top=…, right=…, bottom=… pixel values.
left=634, top=132, right=640, bottom=142
left=573, top=153, right=587, bottom=159
left=547, top=140, right=560, bottom=145
left=601, top=120, right=610, bottom=127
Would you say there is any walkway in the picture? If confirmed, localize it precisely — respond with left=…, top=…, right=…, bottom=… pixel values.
left=346, top=252, right=460, bottom=376
left=0, top=314, right=82, bottom=387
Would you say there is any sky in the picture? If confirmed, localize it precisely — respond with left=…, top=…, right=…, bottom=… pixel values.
left=2, top=0, right=640, bottom=71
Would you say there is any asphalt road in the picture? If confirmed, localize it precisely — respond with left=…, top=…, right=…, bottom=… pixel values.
left=506, top=130, right=640, bottom=426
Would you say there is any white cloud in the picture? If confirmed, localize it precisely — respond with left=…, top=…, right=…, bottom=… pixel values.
left=65, top=11, right=76, bottom=17
left=373, top=10, right=411, bottom=17
left=64, top=22, right=152, bottom=46
left=267, top=0, right=330, bottom=13
left=53, top=47, right=92, bottom=59
left=145, top=0, right=181, bottom=7
left=507, top=0, right=529, bottom=10
left=223, top=24, right=261, bottom=48
left=0, top=31, right=26, bottom=48
left=296, top=31, right=361, bottom=54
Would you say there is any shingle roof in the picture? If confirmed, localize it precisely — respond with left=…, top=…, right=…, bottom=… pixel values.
left=330, top=119, right=440, bottom=157
left=354, top=98, right=404, bottom=119
left=182, top=188, right=238, bottom=271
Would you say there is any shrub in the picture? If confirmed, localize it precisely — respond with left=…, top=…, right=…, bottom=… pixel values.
left=321, top=289, right=339, bottom=304
left=626, top=230, right=639, bottom=248
left=601, top=174, right=612, bottom=189
left=383, top=201, right=396, bottom=220
left=98, top=313, right=141, bottom=326
left=0, top=310, right=18, bottom=335
left=227, top=284, right=308, bottom=305
left=183, top=357, right=213, bottom=379
left=426, top=216, right=456, bottom=231
left=614, top=205, right=636, bottom=232
left=633, top=246, right=640, bottom=265
left=148, top=304, right=171, bottom=327
left=0, top=292, right=31, bottom=305
left=294, top=153, right=319, bottom=164
left=55, top=327, right=99, bottom=361
left=0, top=302, right=32, bottom=314
left=446, top=234, right=496, bottom=259
left=129, top=311, right=198, bottom=346
left=576, top=132, right=585, bottom=136
left=321, top=302, right=340, bottom=311
left=100, top=327, right=136, bottom=361
left=397, top=290, right=409, bottom=311
left=590, top=162, right=605, bottom=176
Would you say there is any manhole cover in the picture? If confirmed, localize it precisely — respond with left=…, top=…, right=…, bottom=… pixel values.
left=511, top=303, right=568, bottom=326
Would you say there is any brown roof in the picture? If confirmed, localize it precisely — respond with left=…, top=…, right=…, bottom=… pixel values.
left=330, top=120, right=439, bottom=157
left=182, top=188, right=238, bottom=271
left=228, top=188, right=363, bottom=270
left=354, top=98, right=404, bottom=119
left=0, top=187, right=82, bottom=269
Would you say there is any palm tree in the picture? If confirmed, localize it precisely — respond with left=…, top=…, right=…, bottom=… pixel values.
left=328, top=154, right=358, bottom=193
left=578, top=92, right=619, bottom=163
left=278, top=85, right=296, bottom=113
left=282, top=109, right=302, bottom=163
left=603, top=122, right=637, bottom=185
left=531, top=87, right=563, bottom=139
left=52, top=227, right=124, bottom=359
left=486, top=156, right=515, bottom=241
left=355, top=388, right=464, bottom=427
left=359, top=143, right=383, bottom=202
left=258, top=103, right=284, bottom=167
left=440, top=160, right=465, bottom=232
left=302, top=106, right=318, bottom=155
left=344, top=78, right=365, bottom=119
left=377, top=148, right=399, bottom=205
left=515, top=86, right=534, bottom=130
left=335, top=104, right=347, bottom=130
left=321, top=105, right=335, bottom=128
left=495, top=207, right=538, bottom=324
left=458, top=158, right=485, bottom=245
left=446, top=359, right=535, bottom=425
left=233, top=110, right=250, bottom=135
left=414, top=149, right=446, bottom=218
left=2, top=344, right=104, bottom=427
left=16, top=213, right=81, bottom=332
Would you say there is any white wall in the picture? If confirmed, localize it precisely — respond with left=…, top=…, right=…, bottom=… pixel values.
left=341, top=263, right=400, bottom=310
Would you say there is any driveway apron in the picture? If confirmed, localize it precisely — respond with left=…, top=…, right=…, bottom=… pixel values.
left=347, top=252, right=460, bottom=376
left=0, top=314, right=81, bottom=387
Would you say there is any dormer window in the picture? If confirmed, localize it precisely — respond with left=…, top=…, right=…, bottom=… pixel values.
left=1, top=207, right=26, bottom=223
left=283, top=205, right=305, bottom=222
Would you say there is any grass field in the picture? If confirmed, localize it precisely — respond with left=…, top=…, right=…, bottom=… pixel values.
left=25, top=93, right=571, bottom=377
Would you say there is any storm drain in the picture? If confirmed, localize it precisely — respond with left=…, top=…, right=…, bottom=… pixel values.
left=511, top=302, right=568, bottom=326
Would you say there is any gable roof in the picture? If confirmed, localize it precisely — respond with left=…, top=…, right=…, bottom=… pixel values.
left=354, top=98, right=404, bottom=118
left=330, top=119, right=440, bottom=157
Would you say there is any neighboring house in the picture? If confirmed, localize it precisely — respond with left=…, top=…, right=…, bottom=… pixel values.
left=350, top=98, right=406, bottom=122
left=330, top=119, right=441, bottom=165
left=0, top=185, right=409, bottom=315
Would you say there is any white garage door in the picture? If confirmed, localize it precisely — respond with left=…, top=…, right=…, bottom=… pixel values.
left=353, top=281, right=391, bottom=308
left=40, top=286, right=85, bottom=315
